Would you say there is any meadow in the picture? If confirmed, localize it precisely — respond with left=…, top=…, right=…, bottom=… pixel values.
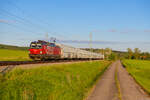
left=0, top=49, right=30, bottom=61
left=122, top=60, right=150, bottom=94
left=0, top=61, right=110, bottom=100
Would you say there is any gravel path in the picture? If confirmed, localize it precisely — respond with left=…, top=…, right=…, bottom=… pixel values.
left=86, top=61, right=150, bottom=100
left=86, top=61, right=119, bottom=100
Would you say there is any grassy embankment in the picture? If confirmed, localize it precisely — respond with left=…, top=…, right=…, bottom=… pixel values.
left=122, top=60, right=150, bottom=94
left=0, top=44, right=30, bottom=61
left=0, top=61, right=110, bottom=100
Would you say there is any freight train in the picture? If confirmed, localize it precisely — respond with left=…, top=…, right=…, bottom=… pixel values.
left=29, top=40, right=104, bottom=60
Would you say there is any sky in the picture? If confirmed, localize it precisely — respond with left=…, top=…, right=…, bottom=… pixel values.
left=0, top=0, right=150, bottom=52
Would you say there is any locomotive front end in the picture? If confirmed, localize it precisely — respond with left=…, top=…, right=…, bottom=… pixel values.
left=29, top=42, right=45, bottom=60
left=29, top=40, right=61, bottom=61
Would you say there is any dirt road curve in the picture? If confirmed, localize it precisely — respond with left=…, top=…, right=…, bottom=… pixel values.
left=87, top=61, right=150, bottom=100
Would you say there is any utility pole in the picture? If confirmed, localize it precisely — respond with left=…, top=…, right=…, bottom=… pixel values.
left=45, top=33, right=49, bottom=42
left=90, top=32, right=92, bottom=52
left=89, top=32, right=92, bottom=59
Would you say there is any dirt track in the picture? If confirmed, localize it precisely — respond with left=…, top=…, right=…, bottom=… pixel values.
left=87, top=61, right=150, bottom=100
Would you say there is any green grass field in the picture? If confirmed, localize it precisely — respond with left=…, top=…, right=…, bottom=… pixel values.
left=0, top=61, right=110, bottom=100
left=0, top=49, right=30, bottom=61
left=122, top=60, right=150, bottom=93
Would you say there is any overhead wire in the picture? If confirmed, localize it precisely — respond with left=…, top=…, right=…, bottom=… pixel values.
left=3, top=0, right=70, bottom=40
left=0, top=1, right=85, bottom=46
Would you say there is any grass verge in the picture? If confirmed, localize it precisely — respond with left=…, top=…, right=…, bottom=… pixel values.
left=0, top=61, right=110, bottom=100
left=122, top=60, right=150, bottom=94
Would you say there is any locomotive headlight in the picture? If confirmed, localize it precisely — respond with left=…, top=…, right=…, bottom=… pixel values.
left=40, top=51, right=42, bottom=54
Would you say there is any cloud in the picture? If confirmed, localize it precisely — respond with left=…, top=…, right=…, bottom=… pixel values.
left=0, top=19, right=16, bottom=24
left=90, top=29, right=150, bottom=34
left=120, top=29, right=150, bottom=33
left=57, top=39, right=121, bottom=44
left=108, top=29, right=117, bottom=32
left=144, top=30, right=150, bottom=33
left=120, top=30, right=129, bottom=33
left=120, top=29, right=139, bottom=33
left=92, top=30, right=102, bottom=33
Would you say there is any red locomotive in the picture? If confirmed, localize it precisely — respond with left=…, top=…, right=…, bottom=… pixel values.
left=29, top=40, right=61, bottom=60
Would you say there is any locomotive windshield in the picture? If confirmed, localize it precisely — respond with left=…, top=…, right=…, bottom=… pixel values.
left=30, top=43, right=42, bottom=49
left=37, top=44, right=42, bottom=48
left=30, top=40, right=56, bottom=49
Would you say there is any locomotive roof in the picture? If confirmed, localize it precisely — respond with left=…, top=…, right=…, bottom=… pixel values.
left=31, top=40, right=56, bottom=45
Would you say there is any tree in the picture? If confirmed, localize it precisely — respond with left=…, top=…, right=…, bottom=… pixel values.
left=127, top=48, right=133, bottom=59
left=99, top=48, right=105, bottom=55
left=134, top=48, right=141, bottom=59
left=108, top=53, right=118, bottom=60
left=141, top=52, right=150, bottom=60
left=104, top=48, right=112, bottom=60
left=145, top=52, right=150, bottom=60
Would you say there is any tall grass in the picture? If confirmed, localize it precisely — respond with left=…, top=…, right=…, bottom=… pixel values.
left=0, top=61, right=110, bottom=100
left=122, top=60, right=150, bottom=93
left=0, top=49, right=30, bottom=61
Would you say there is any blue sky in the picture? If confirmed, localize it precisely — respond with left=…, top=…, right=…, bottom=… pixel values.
left=0, top=0, right=150, bottom=51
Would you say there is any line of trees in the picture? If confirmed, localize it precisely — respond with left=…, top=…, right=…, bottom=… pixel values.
left=100, top=48, right=150, bottom=60
left=99, top=48, right=118, bottom=60
left=83, top=48, right=150, bottom=60
left=126, top=48, right=150, bottom=60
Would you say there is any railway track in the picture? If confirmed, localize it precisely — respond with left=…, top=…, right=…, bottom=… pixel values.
left=0, top=60, right=54, bottom=66
left=0, top=59, right=100, bottom=66
left=0, top=59, right=94, bottom=74
left=0, top=60, right=85, bottom=66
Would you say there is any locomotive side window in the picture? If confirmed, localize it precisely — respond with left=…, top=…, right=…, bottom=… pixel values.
left=37, top=44, right=42, bottom=49
left=49, top=43, right=55, bottom=47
